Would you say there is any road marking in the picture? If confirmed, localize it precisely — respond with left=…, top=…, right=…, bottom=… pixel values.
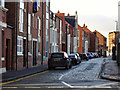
left=61, top=81, right=115, bottom=88
left=61, top=81, right=73, bottom=88
left=24, top=87, right=41, bottom=88
left=3, top=83, right=63, bottom=86
left=0, top=70, right=49, bottom=85
left=88, top=82, right=118, bottom=88
left=59, top=75, right=64, bottom=80
left=2, top=87, right=18, bottom=88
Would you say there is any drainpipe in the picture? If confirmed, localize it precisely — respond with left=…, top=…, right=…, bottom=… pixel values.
left=26, top=1, right=29, bottom=68
left=16, top=2, right=18, bottom=71
left=41, top=1, right=44, bottom=65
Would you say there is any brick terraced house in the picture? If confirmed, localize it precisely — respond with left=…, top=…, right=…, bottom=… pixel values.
left=5, top=0, right=50, bottom=71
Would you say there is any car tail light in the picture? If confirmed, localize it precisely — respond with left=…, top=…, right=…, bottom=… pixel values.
left=64, top=55, right=66, bottom=58
left=73, top=58, right=76, bottom=60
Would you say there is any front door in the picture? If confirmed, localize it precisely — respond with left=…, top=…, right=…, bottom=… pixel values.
left=23, top=39, right=26, bottom=68
left=6, top=39, right=10, bottom=70
left=33, top=41, right=37, bottom=66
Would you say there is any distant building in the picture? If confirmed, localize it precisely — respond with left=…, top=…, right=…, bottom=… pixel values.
left=56, top=11, right=67, bottom=52
left=108, top=31, right=119, bottom=56
left=94, top=30, right=107, bottom=57
left=65, top=12, right=78, bottom=53
left=50, top=11, right=62, bottom=54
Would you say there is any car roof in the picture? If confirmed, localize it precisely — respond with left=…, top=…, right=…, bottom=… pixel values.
left=52, top=52, right=65, bottom=54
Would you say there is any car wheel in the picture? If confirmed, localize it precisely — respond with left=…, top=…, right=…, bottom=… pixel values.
left=66, top=64, right=69, bottom=70
left=48, top=66, right=52, bottom=70
left=69, top=64, right=72, bottom=69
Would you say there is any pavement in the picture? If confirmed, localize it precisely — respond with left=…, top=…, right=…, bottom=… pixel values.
left=1, top=64, right=48, bottom=83
left=101, top=57, right=120, bottom=82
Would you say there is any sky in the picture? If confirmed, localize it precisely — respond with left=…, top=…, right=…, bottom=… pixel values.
left=50, top=0, right=120, bottom=38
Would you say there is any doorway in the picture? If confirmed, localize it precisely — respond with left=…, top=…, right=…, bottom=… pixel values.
left=33, top=41, right=37, bottom=66
left=23, top=39, right=26, bottom=68
left=6, top=39, right=10, bottom=70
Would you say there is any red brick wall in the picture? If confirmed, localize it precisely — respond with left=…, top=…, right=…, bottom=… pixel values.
left=5, top=2, right=50, bottom=71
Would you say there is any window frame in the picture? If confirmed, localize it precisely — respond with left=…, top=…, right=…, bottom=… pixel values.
left=17, top=36, right=23, bottom=56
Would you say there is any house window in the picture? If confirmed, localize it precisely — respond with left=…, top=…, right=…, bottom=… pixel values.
left=28, top=13, right=31, bottom=34
left=19, top=0, right=24, bottom=32
left=38, top=17, right=41, bottom=54
left=46, top=0, right=49, bottom=13
left=60, top=20, right=62, bottom=44
left=37, top=0, right=40, bottom=7
left=17, top=36, right=23, bottom=55
left=20, top=0, right=24, bottom=9
left=19, top=8, right=24, bottom=32
left=0, top=0, right=5, bottom=7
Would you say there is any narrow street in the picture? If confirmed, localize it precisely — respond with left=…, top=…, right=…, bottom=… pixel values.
left=2, top=57, right=120, bottom=89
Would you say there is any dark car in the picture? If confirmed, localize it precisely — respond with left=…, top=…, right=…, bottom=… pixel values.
left=69, top=54, right=80, bottom=65
left=79, top=53, right=89, bottom=60
left=48, top=52, right=72, bottom=70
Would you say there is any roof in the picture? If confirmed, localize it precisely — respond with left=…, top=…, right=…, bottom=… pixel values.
left=94, top=30, right=107, bottom=39
left=65, top=16, right=75, bottom=27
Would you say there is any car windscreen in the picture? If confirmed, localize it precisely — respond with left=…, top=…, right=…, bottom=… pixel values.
left=51, top=53, right=63, bottom=58
left=69, top=55, right=75, bottom=58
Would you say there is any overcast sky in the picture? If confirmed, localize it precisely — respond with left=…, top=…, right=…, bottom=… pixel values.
left=50, top=0, right=120, bottom=38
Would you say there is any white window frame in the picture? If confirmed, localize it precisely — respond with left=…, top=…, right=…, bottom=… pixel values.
left=38, top=17, right=41, bottom=35
left=38, top=17, right=41, bottom=55
left=28, top=13, right=31, bottom=34
left=17, top=36, right=23, bottom=56
left=19, top=0, right=24, bottom=32
left=0, top=0, right=4, bottom=7
left=19, top=8, right=24, bottom=32
left=37, top=0, right=40, bottom=7
left=60, top=20, right=62, bottom=44
left=20, top=0, right=24, bottom=9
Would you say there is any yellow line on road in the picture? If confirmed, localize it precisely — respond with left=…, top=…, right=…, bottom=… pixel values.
left=0, top=70, right=49, bottom=85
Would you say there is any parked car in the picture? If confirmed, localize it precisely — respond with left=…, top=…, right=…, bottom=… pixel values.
left=92, top=53, right=99, bottom=58
left=48, top=52, right=72, bottom=70
left=75, top=53, right=82, bottom=63
left=87, top=53, right=92, bottom=59
left=79, top=53, right=89, bottom=60
left=69, top=54, right=81, bottom=65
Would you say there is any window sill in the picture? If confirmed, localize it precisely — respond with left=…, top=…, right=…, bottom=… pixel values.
left=1, top=57, right=5, bottom=61
left=38, top=53, right=41, bottom=56
left=17, top=53, right=23, bottom=56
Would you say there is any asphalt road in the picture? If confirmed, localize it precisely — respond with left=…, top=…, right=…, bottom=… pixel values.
left=2, top=57, right=120, bottom=89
